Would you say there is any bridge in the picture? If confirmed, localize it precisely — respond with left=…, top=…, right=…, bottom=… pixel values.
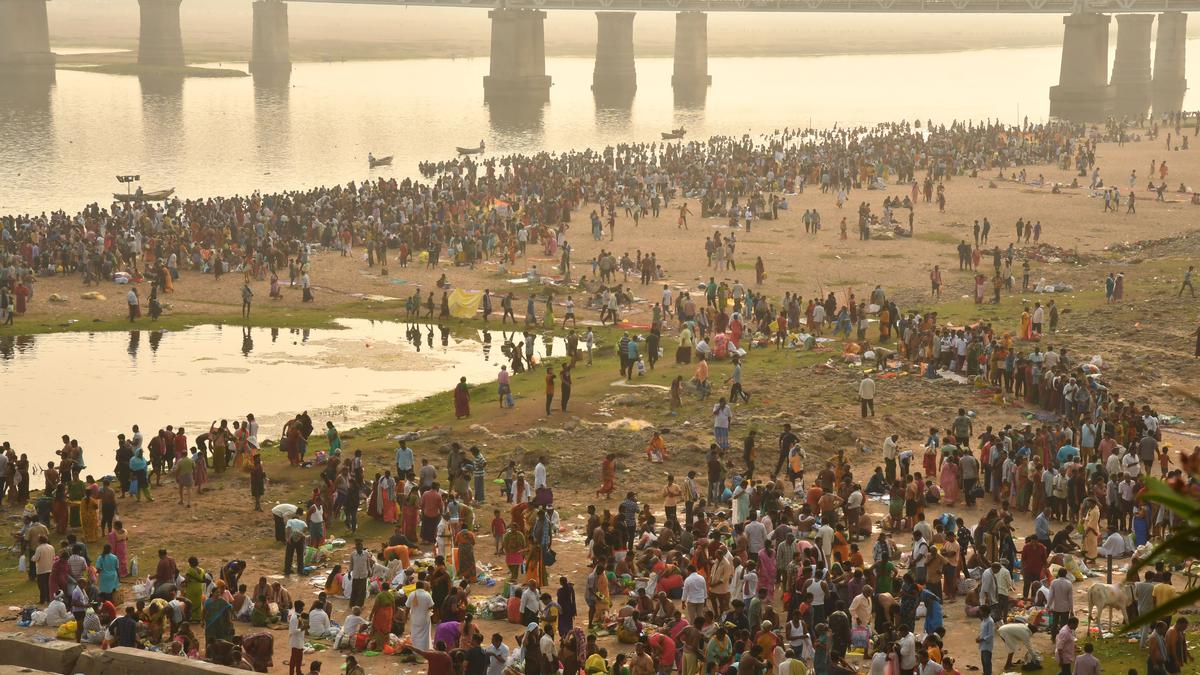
left=0, top=0, right=1191, bottom=121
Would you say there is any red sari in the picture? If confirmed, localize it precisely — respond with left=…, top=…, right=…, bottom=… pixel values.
left=453, top=382, right=471, bottom=419
left=598, top=457, right=616, bottom=497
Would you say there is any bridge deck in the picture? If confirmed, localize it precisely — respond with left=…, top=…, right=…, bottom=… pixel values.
left=289, top=0, right=1198, bottom=13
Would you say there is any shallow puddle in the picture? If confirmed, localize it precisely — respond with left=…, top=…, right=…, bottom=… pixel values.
left=0, top=319, right=563, bottom=466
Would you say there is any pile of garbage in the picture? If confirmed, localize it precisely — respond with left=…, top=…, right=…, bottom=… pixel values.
left=1104, top=229, right=1200, bottom=254
left=1033, top=278, right=1074, bottom=293
left=1021, top=243, right=1098, bottom=265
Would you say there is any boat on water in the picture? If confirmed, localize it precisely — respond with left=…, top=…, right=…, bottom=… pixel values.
left=369, top=154, right=393, bottom=168
left=456, top=141, right=486, bottom=155
left=113, top=188, right=175, bottom=203
left=661, top=127, right=686, bottom=140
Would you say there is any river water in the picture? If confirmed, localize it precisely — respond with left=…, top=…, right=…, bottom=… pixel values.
left=0, top=320, right=563, bottom=467
left=7, top=41, right=1200, bottom=214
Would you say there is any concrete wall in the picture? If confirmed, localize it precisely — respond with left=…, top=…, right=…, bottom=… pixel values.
left=73, top=648, right=248, bottom=675
left=0, top=635, right=83, bottom=674
left=0, top=636, right=247, bottom=675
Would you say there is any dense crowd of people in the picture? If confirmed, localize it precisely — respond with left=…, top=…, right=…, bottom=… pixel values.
left=0, top=118, right=1090, bottom=325
left=4, top=115, right=1197, bottom=675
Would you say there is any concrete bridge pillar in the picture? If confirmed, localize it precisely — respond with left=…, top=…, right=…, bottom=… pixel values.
left=484, top=8, right=551, bottom=102
left=1152, top=11, right=1188, bottom=114
left=1049, top=12, right=1112, bottom=122
left=0, top=0, right=56, bottom=73
left=1109, top=14, right=1153, bottom=118
left=138, top=0, right=185, bottom=67
left=671, top=11, right=710, bottom=90
left=250, top=0, right=291, bottom=75
left=593, top=12, right=636, bottom=94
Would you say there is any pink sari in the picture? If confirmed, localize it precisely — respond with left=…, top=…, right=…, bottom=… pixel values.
left=939, top=461, right=960, bottom=506
left=108, top=529, right=129, bottom=577
left=757, top=548, right=777, bottom=598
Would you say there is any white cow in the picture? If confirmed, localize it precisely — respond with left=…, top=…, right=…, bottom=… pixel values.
left=1086, top=583, right=1134, bottom=630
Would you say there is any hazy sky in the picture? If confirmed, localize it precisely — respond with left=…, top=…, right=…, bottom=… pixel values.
left=48, top=0, right=1079, bottom=57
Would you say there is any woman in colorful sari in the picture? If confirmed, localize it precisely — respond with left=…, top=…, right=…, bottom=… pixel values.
left=453, top=378, right=471, bottom=419
left=81, top=486, right=101, bottom=542
left=938, top=457, right=960, bottom=507
left=183, top=557, right=207, bottom=622
left=561, top=626, right=587, bottom=675
left=922, top=445, right=938, bottom=480
left=758, top=545, right=777, bottom=598
left=403, top=482, right=420, bottom=541
left=325, top=421, right=342, bottom=456
left=1082, top=499, right=1101, bottom=562
left=379, top=475, right=399, bottom=524
left=96, top=544, right=120, bottom=602
left=51, top=484, right=69, bottom=534
left=525, top=509, right=551, bottom=587
left=108, top=520, right=129, bottom=577
left=368, top=582, right=396, bottom=650
left=455, top=527, right=477, bottom=581
left=203, top=587, right=234, bottom=650
left=597, top=454, right=616, bottom=498
left=49, top=549, right=70, bottom=599
left=233, top=421, right=250, bottom=471
left=192, top=447, right=209, bottom=495
left=1020, top=307, right=1033, bottom=341
left=366, top=474, right=382, bottom=520
left=67, top=476, right=85, bottom=528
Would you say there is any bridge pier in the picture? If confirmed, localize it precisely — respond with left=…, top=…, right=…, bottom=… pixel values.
left=593, top=12, right=636, bottom=95
left=250, top=0, right=291, bottom=75
left=1049, top=12, right=1112, bottom=122
left=1109, top=14, right=1153, bottom=119
left=484, top=8, right=551, bottom=102
left=1152, top=11, right=1187, bottom=114
left=0, top=0, right=56, bottom=74
left=671, top=11, right=710, bottom=91
left=139, top=0, right=185, bottom=67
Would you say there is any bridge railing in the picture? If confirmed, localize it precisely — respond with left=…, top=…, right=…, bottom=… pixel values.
left=290, top=0, right=1192, bottom=13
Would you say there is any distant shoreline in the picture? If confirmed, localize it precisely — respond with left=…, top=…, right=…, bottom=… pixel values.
left=50, top=37, right=1067, bottom=68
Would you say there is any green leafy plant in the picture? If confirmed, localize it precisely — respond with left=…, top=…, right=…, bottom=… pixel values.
left=1122, top=473, right=1200, bottom=631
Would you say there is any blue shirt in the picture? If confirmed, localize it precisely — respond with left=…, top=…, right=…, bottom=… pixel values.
left=1056, top=444, right=1079, bottom=466
left=1035, top=513, right=1051, bottom=543
left=97, top=553, right=120, bottom=594
left=395, top=445, right=414, bottom=471
left=978, top=615, right=995, bottom=652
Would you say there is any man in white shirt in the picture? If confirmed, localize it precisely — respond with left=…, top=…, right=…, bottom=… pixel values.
left=816, top=523, right=835, bottom=562
left=916, top=650, right=944, bottom=675
left=897, top=629, right=917, bottom=672
left=334, top=607, right=366, bottom=650
left=859, top=376, right=875, bottom=417
left=681, top=565, right=708, bottom=621
left=744, top=516, right=767, bottom=556
left=287, top=600, right=306, bottom=672
left=882, top=434, right=900, bottom=482
left=519, top=581, right=542, bottom=625
left=849, top=585, right=873, bottom=628
left=1098, top=528, right=1130, bottom=558
left=484, top=634, right=510, bottom=675
left=533, top=458, right=548, bottom=491
left=307, top=601, right=332, bottom=637
left=270, top=503, right=298, bottom=543
left=348, top=539, right=374, bottom=609
left=1122, top=451, right=1142, bottom=478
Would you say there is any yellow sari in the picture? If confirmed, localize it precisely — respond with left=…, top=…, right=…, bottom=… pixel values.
left=81, top=495, right=101, bottom=543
